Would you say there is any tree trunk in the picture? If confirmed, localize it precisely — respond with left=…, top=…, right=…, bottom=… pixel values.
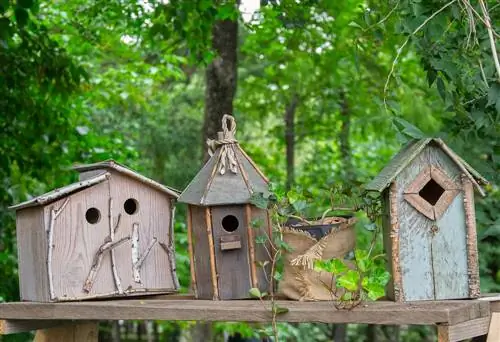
left=285, top=93, right=299, bottom=190
left=339, top=91, right=353, bottom=182
left=203, top=17, right=238, bottom=161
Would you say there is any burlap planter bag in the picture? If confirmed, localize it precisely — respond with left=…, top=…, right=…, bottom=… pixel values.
left=278, top=216, right=357, bottom=301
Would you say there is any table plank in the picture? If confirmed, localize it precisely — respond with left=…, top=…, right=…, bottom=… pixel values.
left=0, top=299, right=489, bottom=326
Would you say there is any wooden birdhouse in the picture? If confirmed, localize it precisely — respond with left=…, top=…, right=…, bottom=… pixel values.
left=365, top=138, right=488, bottom=302
left=10, top=160, right=180, bottom=302
left=178, top=115, right=272, bottom=300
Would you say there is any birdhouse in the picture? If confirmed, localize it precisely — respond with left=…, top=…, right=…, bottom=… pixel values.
left=10, top=160, right=180, bottom=302
left=178, top=115, right=272, bottom=300
left=365, top=138, right=488, bottom=302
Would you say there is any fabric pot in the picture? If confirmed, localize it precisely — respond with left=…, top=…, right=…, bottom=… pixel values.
left=278, top=216, right=357, bottom=301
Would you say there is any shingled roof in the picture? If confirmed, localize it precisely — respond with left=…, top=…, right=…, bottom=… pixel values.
left=365, top=138, right=488, bottom=196
left=178, top=115, right=268, bottom=206
left=72, top=160, right=180, bottom=198
left=178, top=144, right=269, bottom=206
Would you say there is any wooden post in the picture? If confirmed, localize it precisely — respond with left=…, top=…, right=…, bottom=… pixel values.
left=187, top=206, right=197, bottom=297
left=34, top=322, right=98, bottom=342
left=389, top=182, right=403, bottom=302
left=462, top=175, right=480, bottom=298
left=245, top=204, right=258, bottom=288
left=205, top=207, right=219, bottom=300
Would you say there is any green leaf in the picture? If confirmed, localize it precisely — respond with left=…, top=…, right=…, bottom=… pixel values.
left=249, top=287, right=262, bottom=298
left=273, top=305, right=289, bottom=315
left=393, top=117, right=425, bottom=139
left=487, top=83, right=500, bottom=107
left=354, top=249, right=371, bottom=273
left=255, top=235, right=267, bottom=244
left=365, top=283, right=386, bottom=300
left=14, top=7, right=28, bottom=27
left=436, top=77, right=446, bottom=101
left=250, top=192, right=268, bottom=209
left=348, top=21, right=363, bottom=30
left=337, top=270, right=360, bottom=291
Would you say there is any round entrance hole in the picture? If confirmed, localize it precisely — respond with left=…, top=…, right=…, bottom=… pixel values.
left=124, top=198, right=139, bottom=215
left=85, top=208, right=101, bottom=224
left=222, top=215, right=239, bottom=232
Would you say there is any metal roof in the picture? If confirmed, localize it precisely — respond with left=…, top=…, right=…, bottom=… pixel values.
left=72, top=160, right=179, bottom=198
left=178, top=143, right=269, bottom=206
left=10, top=173, right=110, bottom=210
left=365, top=138, right=488, bottom=196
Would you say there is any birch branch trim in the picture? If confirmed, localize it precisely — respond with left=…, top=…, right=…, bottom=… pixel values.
left=46, top=197, right=70, bottom=300
left=108, top=198, right=123, bottom=294
left=159, top=241, right=180, bottom=290
left=83, top=236, right=131, bottom=293
left=132, top=223, right=140, bottom=283
left=133, top=238, right=158, bottom=279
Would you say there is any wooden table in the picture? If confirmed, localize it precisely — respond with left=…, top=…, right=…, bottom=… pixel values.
left=0, top=295, right=499, bottom=341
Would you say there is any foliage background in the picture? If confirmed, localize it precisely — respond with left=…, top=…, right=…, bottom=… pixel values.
left=0, top=0, right=498, bottom=341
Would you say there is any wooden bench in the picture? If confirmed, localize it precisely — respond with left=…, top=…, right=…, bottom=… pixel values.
left=1, top=295, right=499, bottom=341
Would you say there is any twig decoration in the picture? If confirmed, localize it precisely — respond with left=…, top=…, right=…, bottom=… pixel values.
left=133, top=238, right=158, bottom=283
left=108, top=198, right=123, bottom=294
left=83, top=235, right=131, bottom=293
left=46, top=198, right=70, bottom=300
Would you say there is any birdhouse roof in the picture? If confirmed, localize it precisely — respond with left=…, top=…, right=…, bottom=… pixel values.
left=365, top=138, right=488, bottom=196
left=10, top=172, right=110, bottom=211
left=72, top=160, right=180, bottom=198
left=178, top=143, right=269, bottom=206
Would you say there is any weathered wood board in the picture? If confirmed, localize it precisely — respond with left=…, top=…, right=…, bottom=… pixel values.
left=396, top=148, right=435, bottom=301
left=190, top=205, right=214, bottom=299
left=0, top=299, right=489, bottom=326
left=211, top=206, right=251, bottom=299
left=433, top=193, right=468, bottom=299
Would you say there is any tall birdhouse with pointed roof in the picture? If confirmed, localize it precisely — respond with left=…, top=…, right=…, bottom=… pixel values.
left=178, top=115, right=272, bottom=300
left=365, top=138, right=488, bottom=302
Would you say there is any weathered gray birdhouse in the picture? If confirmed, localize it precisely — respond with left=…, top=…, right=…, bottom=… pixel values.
left=178, top=115, right=272, bottom=300
left=365, top=138, right=488, bottom=302
left=10, top=160, right=180, bottom=302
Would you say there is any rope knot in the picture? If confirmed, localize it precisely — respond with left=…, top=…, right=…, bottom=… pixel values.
left=206, top=114, right=239, bottom=175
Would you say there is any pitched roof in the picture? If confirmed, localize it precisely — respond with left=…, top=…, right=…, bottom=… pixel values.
left=10, top=173, right=110, bottom=210
left=72, top=160, right=179, bottom=198
left=365, top=138, right=488, bottom=196
left=178, top=143, right=269, bottom=206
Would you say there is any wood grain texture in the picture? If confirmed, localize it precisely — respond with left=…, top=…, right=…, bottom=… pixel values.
left=396, top=148, right=435, bottom=301
left=205, top=207, right=219, bottom=300
left=33, top=322, right=98, bottom=342
left=251, top=206, right=272, bottom=294
left=487, top=312, right=500, bottom=342
left=0, top=320, right=71, bottom=335
left=0, top=299, right=489, bottom=326
left=211, top=206, right=252, bottom=299
left=463, top=175, right=480, bottom=298
left=437, top=317, right=490, bottom=342
left=16, top=207, right=49, bottom=302
left=245, top=204, right=258, bottom=288
left=382, top=190, right=395, bottom=300
left=187, top=207, right=197, bottom=297
left=48, top=180, right=115, bottom=300
left=190, top=206, right=213, bottom=299
left=389, top=182, right=403, bottom=302
left=433, top=193, right=468, bottom=300
left=108, top=172, right=175, bottom=292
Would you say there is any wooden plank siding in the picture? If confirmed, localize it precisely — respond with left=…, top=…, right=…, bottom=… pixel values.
left=396, top=147, right=435, bottom=301
left=211, top=206, right=252, bottom=299
left=433, top=193, right=468, bottom=299
left=189, top=206, right=213, bottom=299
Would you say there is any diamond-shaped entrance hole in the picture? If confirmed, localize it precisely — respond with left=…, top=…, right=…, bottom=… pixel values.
left=419, top=178, right=445, bottom=205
